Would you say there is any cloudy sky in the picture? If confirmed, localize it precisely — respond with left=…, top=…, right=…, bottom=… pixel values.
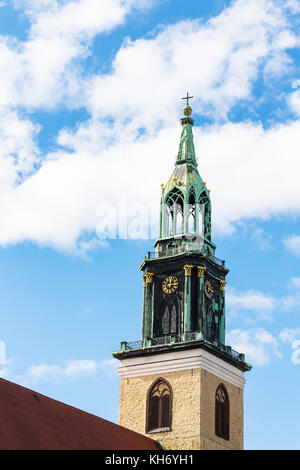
left=0, top=0, right=300, bottom=450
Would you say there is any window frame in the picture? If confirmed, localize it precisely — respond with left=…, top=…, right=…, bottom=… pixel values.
left=215, top=383, right=230, bottom=441
left=146, top=378, right=173, bottom=434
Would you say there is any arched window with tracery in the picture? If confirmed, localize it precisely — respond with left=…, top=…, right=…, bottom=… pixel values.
left=187, top=190, right=196, bottom=233
left=165, top=188, right=184, bottom=236
left=146, top=379, right=172, bottom=433
left=167, top=205, right=173, bottom=236
left=162, top=302, right=178, bottom=335
left=176, top=205, right=183, bottom=234
left=215, top=384, right=230, bottom=440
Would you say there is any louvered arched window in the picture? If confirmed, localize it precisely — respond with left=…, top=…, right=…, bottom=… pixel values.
left=215, top=384, right=230, bottom=440
left=146, top=379, right=172, bottom=433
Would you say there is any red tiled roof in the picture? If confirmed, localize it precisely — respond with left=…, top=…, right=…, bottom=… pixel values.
left=0, top=378, right=160, bottom=450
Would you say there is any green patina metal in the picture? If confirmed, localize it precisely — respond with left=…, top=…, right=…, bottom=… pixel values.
left=184, top=272, right=191, bottom=333
left=113, top=95, right=251, bottom=372
left=157, top=105, right=213, bottom=258
left=142, top=277, right=153, bottom=341
left=176, top=116, right=197, bottom=166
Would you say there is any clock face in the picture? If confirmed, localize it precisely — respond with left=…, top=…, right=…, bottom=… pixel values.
left=204, top=279, right=214, bottom=299
left=162, top=276, right=179, bottom=295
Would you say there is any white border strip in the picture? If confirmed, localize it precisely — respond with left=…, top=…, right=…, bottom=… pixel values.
left=118, top=348, right=245, bottom=389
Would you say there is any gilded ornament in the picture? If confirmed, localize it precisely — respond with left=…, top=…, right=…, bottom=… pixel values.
left=143, top=272, right=155, bottom=286
left=183, top=265, right=193, bottom=277
left=219, top=281, right=227, bottom=292
left=197, top=266, right=206, bottom=278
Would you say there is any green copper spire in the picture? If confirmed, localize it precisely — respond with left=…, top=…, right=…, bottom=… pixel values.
left=177, top=94, right=197, bottom=166
left=155, top=94, right=215, bottom=257
left=113, top=95, right=251, bottom=410
left=176, top=115, right=197, bottom=166
left=162, top=96, right=205, bottom=200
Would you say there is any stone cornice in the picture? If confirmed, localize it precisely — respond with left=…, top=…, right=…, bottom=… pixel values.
left=113, top=339, right=251, bottom=373
left=117, top=347, right=246, bottom=389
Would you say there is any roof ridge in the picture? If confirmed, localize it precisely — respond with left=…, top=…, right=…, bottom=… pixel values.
left=0, top=377, right=105, bottom=420
left=0, top=377, right=142, bottom=436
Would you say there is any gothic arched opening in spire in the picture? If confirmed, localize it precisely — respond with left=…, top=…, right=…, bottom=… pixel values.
left=187, top=190, right=196, bottom=233
left=165, top=188, right=184, bottom=237
left=176, top=206, right=183, bottom=235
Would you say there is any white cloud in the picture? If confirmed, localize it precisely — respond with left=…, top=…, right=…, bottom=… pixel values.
left=290, top=277, right=300, bottom=289
left=227, top=328, right=282, bottom=366
left=87, top=0, right=299, bottom=125
left=227, top=278, right=300, bottom=322
left=77, top=237, right=110, bottom=260
left=16, top=357, right=118, bottom=385
left=280, top=277, right=300, bottom=311
left=64, top=359, right=99, bottom=378
left=1, top=113, right=300, bottom=253
left=288, top=88, right=300, bottom=115
left=285, top=0, right=300, bottom=14
left=250, top=228, right=273, bottom=251
left=292, top=79, right=300, bottom=89
left=281, top=294, right=300, bottom=310
left=0, top=0, right=151, bottom=111
left=25, top=359, right=100, bottom=384
left=197, top=120, right=300, bottom=235
left=100, top=358, right=119, bottom=377
left=27, top=363, right=63, bottom=381
left=12, top=0, right=56, bottom=13
left=279, top=327, right=300, bottom=344
left=0, top=367, right=11, bottom=378
left=0, top=111, right=40, bottom=178
left=227, top=289, right=276, bottom=321
left=283, top=235, right=300, bottom=257
left=0, top=0, right=299, bottom=252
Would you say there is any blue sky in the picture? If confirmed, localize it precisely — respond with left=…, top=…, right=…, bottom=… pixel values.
left=0, top=0, right=300, bottom=450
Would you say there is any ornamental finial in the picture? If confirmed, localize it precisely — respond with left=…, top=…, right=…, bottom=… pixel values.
left=182, top=92, right=193, bottom=116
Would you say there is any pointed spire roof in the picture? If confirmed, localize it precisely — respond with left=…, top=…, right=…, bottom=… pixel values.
left=162, top=99, right=206, bottom=196
left=176, top=94, right=197, bottom=166
left=176, top=113, right=197, bottom=167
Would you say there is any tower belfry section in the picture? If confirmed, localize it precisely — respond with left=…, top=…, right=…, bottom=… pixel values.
left=113, top=98, right=251, bottom=450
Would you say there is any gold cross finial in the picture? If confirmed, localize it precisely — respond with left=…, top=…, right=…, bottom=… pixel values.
left=182, top=92, right=194, bottom=107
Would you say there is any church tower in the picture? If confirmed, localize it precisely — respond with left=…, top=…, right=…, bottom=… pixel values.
left=113, top=95, right=251, bottom=450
